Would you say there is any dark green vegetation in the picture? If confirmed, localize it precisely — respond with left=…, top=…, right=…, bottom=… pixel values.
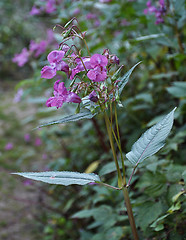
left=0, top=0, right=185, bottom=239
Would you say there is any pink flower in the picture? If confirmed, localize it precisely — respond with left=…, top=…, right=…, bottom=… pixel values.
left=99, top=0, right=112, bottom=2
left=35, top=137, right=42, bottom=146
left=89, top=90, right=98, bottom=102
left=87, top=54, right=108, bottom=82
left=24, top=134, right=31, bottom=142
left=30, top=5, right=41, bottom=15
left=42, top=153, right=48, bottom=160
left=86, top=13, right=97, bottom=20
left=12, top=48, right=30, bottom=67
left=23, top=179, right=33, bottom=186
left=41, top=50, right=69, bottom=79
left=45, top=0, right=56, bottom=13
left=70, top=57, right=91, bottom=80
left=13, top=88, right=23, bottom=103
left=41, top=65, right=56, bottom=79
left=72, top=8, right=81, bottom=15
left=46, top=80, right=81, bottom=109
left=5, top=142, right=14, bottom=150
left=29, top=40, right=47, bottom=57
left=110, top=55, right=120, bottom=65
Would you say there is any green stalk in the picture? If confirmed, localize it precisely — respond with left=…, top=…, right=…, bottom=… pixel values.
left=104, top=112, right=123, bottom=187
left=114, top=102, right=126, bottom=184
left=104, top=110, right=139, bottom=240
left=122, top=187, right=139, bottom=240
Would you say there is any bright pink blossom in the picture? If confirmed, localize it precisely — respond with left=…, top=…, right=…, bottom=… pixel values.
left=70, top=57, right=91, bottom=80
left=87, top=54, right=108, bottom=82
left=41, top=50, right=69, bottom=79
left=46, top=80, right=81, bottom=109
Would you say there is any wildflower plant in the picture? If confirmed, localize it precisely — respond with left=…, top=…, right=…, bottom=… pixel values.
left=13, top=18, right=176, bottom=240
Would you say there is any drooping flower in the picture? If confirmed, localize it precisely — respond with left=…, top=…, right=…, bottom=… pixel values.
left=41, top=50, right=69, bottom=79
left=87, top=54, right=108, bottom=82
left=46, top=80, right=81, bottom=109
left=12, top=48, right=30, bottom=67
left=89, top=90, right=99, bottom=102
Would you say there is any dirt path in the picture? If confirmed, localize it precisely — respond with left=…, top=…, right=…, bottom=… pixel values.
left=0, top=88, right=45, bottom=240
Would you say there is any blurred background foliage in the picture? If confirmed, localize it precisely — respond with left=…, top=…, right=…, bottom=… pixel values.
left=0, top=0, right=185, bottom=239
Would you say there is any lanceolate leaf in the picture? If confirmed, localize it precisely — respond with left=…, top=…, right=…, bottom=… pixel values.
left=126, top=108, right=176, bottom=166
left=117, top=61, right=141, bottom=96
left=12, top=171, right=101, bottom=186
left=37, top=111, right=96, bottom=128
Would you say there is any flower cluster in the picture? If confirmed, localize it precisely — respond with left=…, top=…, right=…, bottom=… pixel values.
left=41, top=50, right=69, bottom=79
left=46, top=80, right=81, bottom=109
left=12, top=30, right=56, bottom=67
left=144, top=0, right=166, bottom=24
left=40, top=20, right=120, bottom=110
left=30, top=0, right=57, bottom=16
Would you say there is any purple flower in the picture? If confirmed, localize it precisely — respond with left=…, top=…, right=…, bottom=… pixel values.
left=29, top=40, right=48, bottom=57
left=87, top=54, right=108, bottom=82
left=46, top=80, right=81, bottom=109
left=42, top=153, right=48, bottom=160
left=110, top=55, right=120, bottom=65
left=24, top=134, right=31, bottom=142
left=89, top=90, right=98, bottom=102
left=5, top=142, right=14, bottom=150
left=41, top=65, right=56, bottom=79
left=70, top=57, right=91, bottom=80
left=99, top=0, right=112, bottom=2
left=72, top=8, right=81, bottom=15
left=144, top=0, right=166, bottom=24
left=12, top=48, right=30, bottom=67
left=86, top=13, right=97, bottom=20
left=35, top=137, right=42, bottom=146
left=13, top=88, right=24, bottom=103
left=23, top=179, right=33, bottom=186
left=120, top=19, right=130, bottom=26
left=30, top=5, right=41, bottom=15
left=41, top=50, right=69, bottom=79
left=45, top=0, right=56, bottom=13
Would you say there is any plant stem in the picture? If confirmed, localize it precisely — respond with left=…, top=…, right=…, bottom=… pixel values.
left=122, top=187, right=139, bottom=240
left=104, top=109, right=139, bottom=240
left=83, top=38, right=91, bottom=56
left=114, top=102, right=126, bottom=183
left=104, top=112, right=123, bottom=187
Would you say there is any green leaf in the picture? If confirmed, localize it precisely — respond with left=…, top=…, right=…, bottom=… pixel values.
left=167, top=82, right=186, bottom=98
left=12, top=171, right=101, bottom=186
left=134, top=33, right=165, bottom=42
left=126, top=108, right=176, bottom=166
left=117, top=62, right=141, bottom=96
left=37, top=111, right=96, bottom=128
left=136, top=201, right=163, bottom=231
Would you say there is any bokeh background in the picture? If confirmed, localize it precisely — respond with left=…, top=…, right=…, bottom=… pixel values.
left=0, top=0, right=185, bottom=239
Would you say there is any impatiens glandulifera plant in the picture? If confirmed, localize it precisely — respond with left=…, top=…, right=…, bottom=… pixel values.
left=13, top=18, right=176, bottom=240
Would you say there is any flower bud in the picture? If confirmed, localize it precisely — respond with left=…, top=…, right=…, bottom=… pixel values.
left=110, top=55, right=120, bottom=65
